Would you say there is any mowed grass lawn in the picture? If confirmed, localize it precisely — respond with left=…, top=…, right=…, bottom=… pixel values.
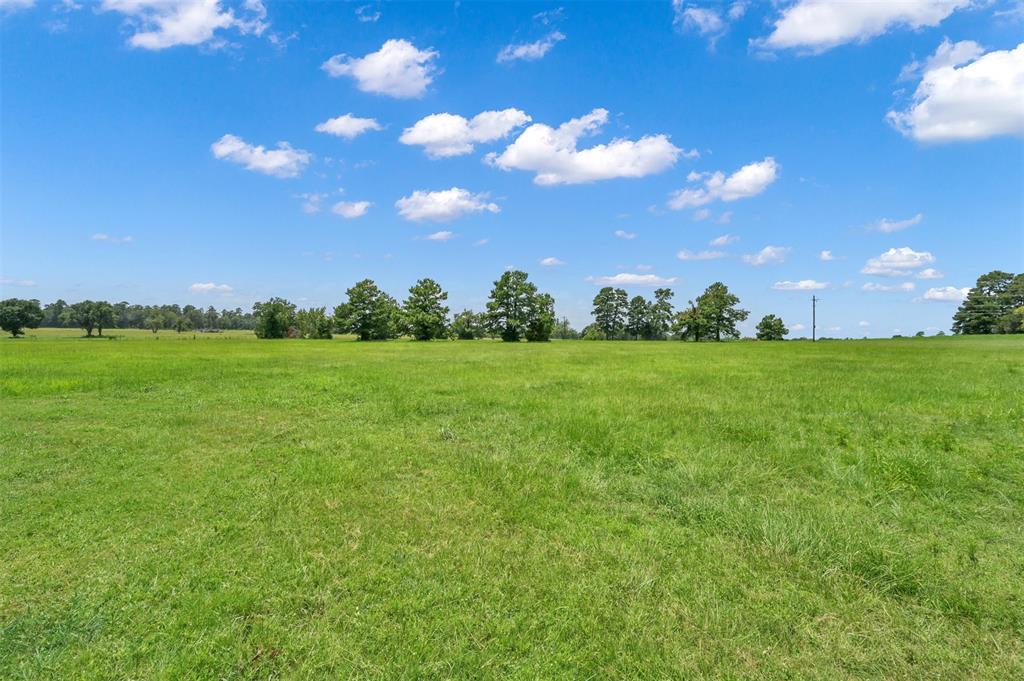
left=1, top=330, right=1022, bottom=679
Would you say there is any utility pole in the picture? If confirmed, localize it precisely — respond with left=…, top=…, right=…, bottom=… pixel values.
left=812, top=295, right=817, bottom=342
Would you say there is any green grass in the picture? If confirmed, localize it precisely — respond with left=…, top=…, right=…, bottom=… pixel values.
left=2, top=331, right=1022, bottom=679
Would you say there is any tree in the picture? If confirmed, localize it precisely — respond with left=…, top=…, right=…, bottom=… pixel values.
left=335, top=279, right=402, bottom=340
left=145, top=312, right=164, bottom=333
left=60, top=300, right=114, bottom=337
left=525, top=292, right=556, bottom=342
left=755, top=314, right=788, bottom=341
left=42, top=299, right=67, bottom=327
left=626, top=295, right=650, bottom=340
left=485, top=270, right=537, bottom=342
left=0, top=298, right=43, bottom=337
left=295, top=307, right=333, bottom=339
left=172, top=313, right=192, bottom=333
left=648, top=288, right=674, bottom=340
left=591, top=287, right=628, bottom=339
left=672, top=301, right=705, bottom=342
left=451, top=310, right=484, bottom=339
left=953, top=270, right=1016, bottom=334
left=253, top=298, right=296, bottom=339
left=404, top=278, right=449, bottom=340
left=695, top=282, right=748, bottom=341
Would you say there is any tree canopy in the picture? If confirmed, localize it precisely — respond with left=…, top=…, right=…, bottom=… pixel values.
left=756, top=314, right=788, bottom=341
left=0, top=298, right=43, bottom=337
left=404, top=278, right=449, bottom=341
left=953, top=271, right=1024, bottom=335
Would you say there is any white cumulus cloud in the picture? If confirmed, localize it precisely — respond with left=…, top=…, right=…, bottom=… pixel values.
left=742, top=245, right=789, bottom=266
left=772, top=280, right=828, bottom=290
left=860, top=246, right=935, bottom=277
left=540, top=257, right=565, bottom=266
left=211, top=134, right=311, bottom=178
left=614, top=229, right=636, bottom=240
left=91, top=233, right=134, bottom=244
left=100, top=0, right=268, bottom=50
left=322, top=39, right=438, bottom=98
left=888, top=40, right=1024, bottom=143
left=400, top=109, right=531, bottom=158
left=189, top=281, right=234, bottom=294
left=497, top=31, right=565, bottom=62
left=423, top=230, right=456, bottom=242
left=916, top=267, right=944, bottom=279
left=315, top=114, right=383, bottom=140
left=395, top=187, right=499, bottom=222
left=487, top=108, right=684, bottom=185
left=819, top=249, right=836, bottom=261
left=710, top=234, right=738, bottom=246
left=922, top=285, right=969, bottom=301
left=587, top=273, right=678, bottom=287
left=668, top=157, right=779, bottom=209
left=332, top=201, right=371, bottom=219
left=756, top=0, right=970, bottom=53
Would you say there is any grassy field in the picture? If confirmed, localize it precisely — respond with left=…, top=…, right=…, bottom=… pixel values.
left=2, top=330, right=1022, bottom=679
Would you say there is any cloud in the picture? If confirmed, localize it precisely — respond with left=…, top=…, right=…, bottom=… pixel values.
left=772, top=279, right=828, bottom=290
left=742, top=245, right=789, bottom=266
left=755, top=0, right=970, bottom=53
left=332, top=201, right=371, bottom=219
left=354, top=4, right=379, bottom=22
left=858, top=320, right=871, bottom=327
left=211, top=134, right=311, bottom=178
left=322, top=39, right=438, bottom=98
left=888, top=41, right=1024, bottom=143
left=863, top=282, right=916, bottom=292
left=922, top=285, right=969, bottom=301
left=0, top=276, right=36, bottom=287
left=296, top=191, right=328, bottom=214
left=100, top=0, right=269, bottom=50
left=423, top=230, right=456, bottom=242
left=487, top=108, right=684, bottom=185
left=898, top=38, right=984, bottom=81
left=868, top=213, right=923, bottom=233
left=916, top=267, right=944, bottom=279
left=400, top=109, right=531, bottom=158
left=1, top=0, right=35, bottom=12
left=860, top=246, right=935, bottom=276
left=189, top=282, right=234, bottom=294
left=91, top=233, right=134, bottom=244
left=497, top=31, right=565, bottom=62
left=819, top=249, right=836, bottom=261
left=693, top=208, right=711, bottom=221
left=473, top=238, right=489, bottom=247
left=315, top=114, right=383, bottom=140
left=677, top=249, right=728, bottom=261
left=540, top=256, right=565, bottom=266
left=587, top=273, right=678, bottom=287
left=614, top=229, right=636, bottom=240
left=710, top=233, right=738, bottom=246
left=668, top=157, right=779, bottom=209
left=674, top=3, right=725, bottom=40
left=395, top=187, right=500, bottom=222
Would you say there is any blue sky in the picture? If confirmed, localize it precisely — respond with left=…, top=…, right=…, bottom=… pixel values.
left=1, top=0, right=1022, bottom=336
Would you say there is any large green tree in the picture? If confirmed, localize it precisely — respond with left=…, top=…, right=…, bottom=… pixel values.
left=253, top=298, right=296, bottom=339
left=647, top=288, right=674, bottom=340
left=485, top=270, right=537, bottom=342
left=755, top=314, right=788, bottom=341
left=626, top=295, right=650, bottom=340
left=335, top=279, right=403, bottom=340
left=591, top=286, right=628, bottom=339
left=953, top=271, right=1020, bottom=334
left=0, top=298, right=44, bottom=337
left=61, top=300, right=115, bottom=337
left=404, top=278, right=450, bottom=340
left=525, top=292, right=556, bottom=342
left=695, top=282, right=748, bottom=341
left=672, top=301, right=706, bottom=342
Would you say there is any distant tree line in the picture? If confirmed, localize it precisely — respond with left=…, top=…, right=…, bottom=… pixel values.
left=4, top=269, right=1019, bottom=340
left=952, top=270, right=1024, bottom=334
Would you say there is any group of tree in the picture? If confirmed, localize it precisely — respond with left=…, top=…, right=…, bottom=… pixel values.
left=584, top=282, right=784, bottom=341
left=952, top=270, right=1024, bottom=334
left=251, top=270, right=557, bottom=342
left=32, top=299, right=257, bottom=334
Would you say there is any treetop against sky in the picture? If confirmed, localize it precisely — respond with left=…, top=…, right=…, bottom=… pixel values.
left=0, top=0, right=1021, bottom=336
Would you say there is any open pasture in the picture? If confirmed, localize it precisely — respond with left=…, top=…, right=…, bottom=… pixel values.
left=2, top=334, right=1022, bottom=678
